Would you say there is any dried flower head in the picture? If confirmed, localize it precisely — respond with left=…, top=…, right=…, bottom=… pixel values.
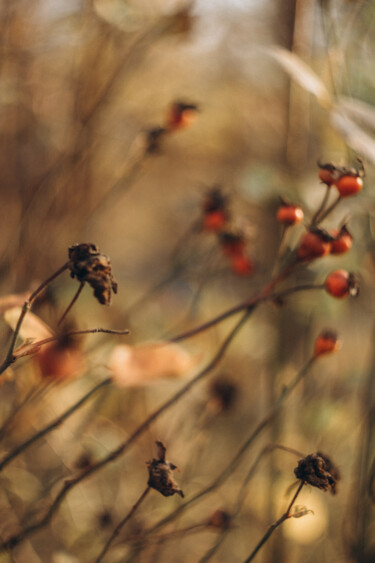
left=68, top=243, right=118, bottom=305
left=146, top=441, right=184, bottom=498
left=294, top=452, right=340, bottom=495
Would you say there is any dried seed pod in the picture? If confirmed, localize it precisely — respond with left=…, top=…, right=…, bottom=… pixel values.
left=297, top=228, right=333, bottom=261
left=166, top=101, right=199, bottom=131
left=146, top=441, right=184, bottom=498
left=294, top=452, right=340, bottom=495
left=325, top=270, right=359, bottom=298
left=203, top=186, right=229, bottom=231
left=68, top=243, right=118, bottom=305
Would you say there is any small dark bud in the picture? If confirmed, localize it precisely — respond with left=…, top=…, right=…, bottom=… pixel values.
left=294, top=452, right=340, bottom=495
left=68, top=243, right=118, bottom=305
left=209, top=378, right=237, bottom=413
left=144, top=127, right=167, bottom=154
left=146, top=441, right=184, bottom=498
left=208, top=509, right=231, bottom=530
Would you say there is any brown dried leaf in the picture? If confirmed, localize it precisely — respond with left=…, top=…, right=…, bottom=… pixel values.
left=108, top=341, right=197, bottom=387
left=4, top=307, right=54, bottom=341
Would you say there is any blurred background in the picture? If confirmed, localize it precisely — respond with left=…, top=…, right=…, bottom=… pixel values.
left=0, top=0, right=374, bottom=561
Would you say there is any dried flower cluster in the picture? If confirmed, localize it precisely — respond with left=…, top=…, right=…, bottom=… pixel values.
left=68, top=243, right=118, bottom=305
left=146, top=441, right=184, bottom=498
left=294, top=452, right=340, bottom=495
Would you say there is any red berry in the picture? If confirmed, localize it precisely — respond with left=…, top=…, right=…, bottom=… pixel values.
left=276, top=204, right=304, bottom=226
left=314, top=330, right=341, bottom=357
left=297, top=230, right=332, bottom=261
left=318, top=167, right=336, bottom=186
left=335, top=175, right=363, bottom=197
left=324, top=270, right=359, bottom=298
left=230, top=254, right=253, bottom=276
left=166, top=102, right=198, bottom=131
left=219, top=232, right=245, bottom=258
left=330, top=226, right=353, bottom=255
left=203, top=210, right=227, bottom=231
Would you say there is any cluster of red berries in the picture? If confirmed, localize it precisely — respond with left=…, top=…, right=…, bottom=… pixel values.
left=297, top=225, right=352, bottom=261
left=318, top=160, right=364, bottom=197
left=201, top=187, right=253, bottom=277
left=276, top=162, right=362, bottom=300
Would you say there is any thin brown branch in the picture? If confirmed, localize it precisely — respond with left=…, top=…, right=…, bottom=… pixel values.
left=0, top=261, right=70, bottom=375
left=95, top=487, right=151, bottom=563
left=0, top=309, right=252, bottom=552
left=57, top=282, right=85, bottom=326
left=243, top=481, right=305, bottom=562
left=0, top=378, right=112, bottom=472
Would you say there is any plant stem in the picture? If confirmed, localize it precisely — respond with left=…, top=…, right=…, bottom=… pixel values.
left=95, top=487, right=151, bottom=563
left=243, top=481, right=305, bottom=562
left=0, top=378, right=112, bottom=472
left=0, top=309, right=252, bottom=552
left=310, top=184, right=331, bottom=227
left=0, top=262, right=70, bottom=375
left=57, top=281, right=84, bottom=326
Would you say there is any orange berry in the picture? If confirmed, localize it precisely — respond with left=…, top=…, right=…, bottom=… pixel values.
left=297, top=230, right=332, bottom=261
left=203, top=210, right=228, bottom=231
left=230, top=254, right=253, bottom=276
left=335, top=175, right=363, bottom=197
left=276, top=204, right=304, bottom=226
left=330, top=226, right=353, bottom=255
left=318, top=167, right=336, bottom=186
left=166, top=102, right=198, bottom=131
left=314, top=330, right=341, bottom=357
left=219, top=232, right=245, bottom=258
left=324, top=270, right=359, bottom=298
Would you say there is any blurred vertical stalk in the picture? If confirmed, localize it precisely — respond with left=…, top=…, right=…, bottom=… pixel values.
left=347, top=321, right=375, bottom=562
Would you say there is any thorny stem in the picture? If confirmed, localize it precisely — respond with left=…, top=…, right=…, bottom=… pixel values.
left=95, top=487, right=151, bottom=563
left=243, top=481, right=305, bottom=562
left=0, top=378, right=112, bottom=473
left=0, top=309, right=252, bottom=552
left=57, top=281, right=85, bottom=326
left=0, top=262, right=70, bottom=375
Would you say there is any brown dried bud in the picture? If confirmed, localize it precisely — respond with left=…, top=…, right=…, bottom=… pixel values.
left=144, top=127, right=167, bottom=154
left=146, top=441, right=184, bottom=498
left=68, top=243, right=118, bottom=305
left=208, top=509, right=231, bottom=530
left=209, top=378, right=237, bottom=413
left=294, top=452, right=340, bottom=495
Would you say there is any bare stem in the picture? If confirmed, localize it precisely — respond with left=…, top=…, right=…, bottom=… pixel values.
left=0, top=309, right=252, bottom=552
left=33, top=328, right=131, bottom=349
left=315, top=193, right=342, bottom=225
left=128, top=357, right=316, bottom=553
left=0, top=261, right=70, bottom=375
left=310, top=184, right=331, bottom=227
left=57, top=282, right=84, bottom=326
left=95, top=487, right=151, bottom=563
left=243, top=481, right=305, bottom=562
left=0, top=378, right=112, bottom=472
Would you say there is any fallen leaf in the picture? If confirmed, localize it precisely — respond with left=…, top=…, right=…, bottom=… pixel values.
left=4, top=307, right=54, bottom=341
left=108, top=341, right=197, bottom=387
